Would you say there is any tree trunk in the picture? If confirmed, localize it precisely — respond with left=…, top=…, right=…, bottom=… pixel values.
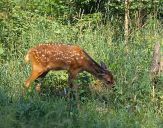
left=149, top=42, right=161, bottom=80
left=124, top=0, right=129, bottom=52
left=160, top=60, right=163, bottom=74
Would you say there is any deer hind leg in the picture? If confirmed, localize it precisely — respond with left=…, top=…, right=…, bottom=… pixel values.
left=34, top=71, right=49, bottom=92
left=34, top=71, right=49, bottom=83
left=25, top=66, right=45, bottom=89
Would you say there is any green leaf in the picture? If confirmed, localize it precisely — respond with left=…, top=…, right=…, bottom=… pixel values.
left=0, top=47, right=4, bottom=55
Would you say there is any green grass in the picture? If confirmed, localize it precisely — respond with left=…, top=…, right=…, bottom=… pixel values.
left=0, top=11, right=163, bottom=128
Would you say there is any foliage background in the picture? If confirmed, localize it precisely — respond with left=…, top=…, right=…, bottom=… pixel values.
left=0, top=0, right=163, bottom=128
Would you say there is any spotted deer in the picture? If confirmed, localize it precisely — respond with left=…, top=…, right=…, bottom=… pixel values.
left=24, top=43, right=114, bottom=91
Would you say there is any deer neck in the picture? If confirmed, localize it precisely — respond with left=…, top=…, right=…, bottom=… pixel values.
left=85, top=59, right=104, bottom=77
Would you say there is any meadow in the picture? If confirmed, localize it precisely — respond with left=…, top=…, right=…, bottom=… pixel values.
left=0, top=7, right=163, bottom=128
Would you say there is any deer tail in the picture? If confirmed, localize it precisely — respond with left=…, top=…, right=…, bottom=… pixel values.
left=24, top=51, right=30, bottom=63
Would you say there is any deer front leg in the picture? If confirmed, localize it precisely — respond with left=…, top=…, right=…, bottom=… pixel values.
left=68, top=69, right=80, bottom=109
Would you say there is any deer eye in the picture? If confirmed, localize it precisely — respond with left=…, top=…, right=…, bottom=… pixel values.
left=107, top=81, right=111, bottom=84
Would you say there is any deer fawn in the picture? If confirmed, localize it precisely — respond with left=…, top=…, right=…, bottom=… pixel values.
left=24, top=43, right=114, bottom=92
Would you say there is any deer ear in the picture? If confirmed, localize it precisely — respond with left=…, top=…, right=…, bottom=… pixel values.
left=100, top=61, right=107, bottom=69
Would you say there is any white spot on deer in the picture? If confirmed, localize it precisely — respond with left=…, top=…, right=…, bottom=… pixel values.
left=67, top=61, right=71, bottom=64
left=81, top=56, right=84, bottom=59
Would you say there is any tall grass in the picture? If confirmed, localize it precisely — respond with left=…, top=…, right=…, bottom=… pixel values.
left=0, top=10, right=163, bottom=128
